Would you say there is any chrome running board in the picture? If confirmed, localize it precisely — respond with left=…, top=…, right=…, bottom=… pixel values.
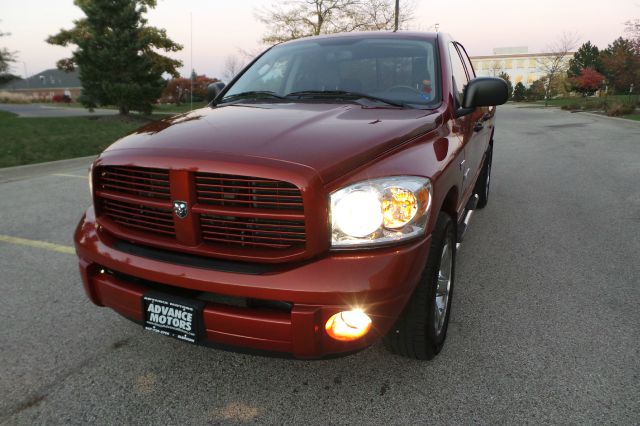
left=457, top=194, right=479, bottom=248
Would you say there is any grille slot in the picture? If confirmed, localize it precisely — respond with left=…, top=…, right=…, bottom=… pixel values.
left=200, top=214, right=306, bottom=249
left=97, top=166, right=170, bottom=200
left=101, top=198, right=175, bottom=238
left=195, top=172, right=303, bottom=211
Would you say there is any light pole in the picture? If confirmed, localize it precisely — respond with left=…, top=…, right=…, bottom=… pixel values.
left=22, top=62, right=29, bottom=88
left=394, top=0, right=399, bottom=32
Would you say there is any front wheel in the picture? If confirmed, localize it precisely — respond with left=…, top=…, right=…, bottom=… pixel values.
left=383, top=213, right=456, bottom=360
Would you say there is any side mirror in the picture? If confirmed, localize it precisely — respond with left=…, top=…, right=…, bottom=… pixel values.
left=207, top=82, right=226, bottom=103
left=462, top=77, right=509, bottom=109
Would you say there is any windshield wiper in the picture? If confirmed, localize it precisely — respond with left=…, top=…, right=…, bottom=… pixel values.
left=221, top=91, right=288, bottom=103
left=285, top=90, right=408, bottom=108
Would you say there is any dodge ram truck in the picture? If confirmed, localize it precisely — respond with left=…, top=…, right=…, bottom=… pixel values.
left=74, top=31, right=508, bottom=359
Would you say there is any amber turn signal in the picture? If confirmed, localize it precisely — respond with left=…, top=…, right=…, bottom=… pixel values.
left=382, top=186, right=419, bottom=229
left=325, top=310, right=372, bottom=341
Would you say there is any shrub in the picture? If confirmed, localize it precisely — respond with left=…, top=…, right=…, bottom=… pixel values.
left=0, top=91, right=31, bottom=104
left=0, top=91, right=30, bottom=103
left=513, top=82, right=526, bottom=102
left=582, top=99, right=605, bottom=110
left=607, top=102, right=636, bottom=117
left=561, top=103, right=582, bottom=110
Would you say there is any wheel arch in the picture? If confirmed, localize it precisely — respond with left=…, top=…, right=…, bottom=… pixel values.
left=434, top=185, right=458, bottom=229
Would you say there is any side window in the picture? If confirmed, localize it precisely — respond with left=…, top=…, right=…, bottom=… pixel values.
left=456, top=43, right=475, bottom=79
left=448, top=43, right=468, bottom=105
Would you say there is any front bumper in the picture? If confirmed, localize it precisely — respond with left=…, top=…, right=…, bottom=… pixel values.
left=74, top=207, right=431, bottom=359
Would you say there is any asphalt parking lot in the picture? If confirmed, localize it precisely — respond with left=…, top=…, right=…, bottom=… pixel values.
left=1, top=105, right=638, bottom=424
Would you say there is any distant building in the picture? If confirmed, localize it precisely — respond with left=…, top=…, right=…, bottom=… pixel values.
left=470, top=47, right=574, bottom=87
left=0, top=68, right=82, bottom=101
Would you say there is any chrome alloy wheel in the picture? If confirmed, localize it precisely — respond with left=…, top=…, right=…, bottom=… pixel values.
left=434, top=240, right=452, bottom=335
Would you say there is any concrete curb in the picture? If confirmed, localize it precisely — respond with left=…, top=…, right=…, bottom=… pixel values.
left=0, top=155, right=96, bottom=184
left=512, top=103, right=640, bottom=125
left=574, top=110, right=640, bottom=126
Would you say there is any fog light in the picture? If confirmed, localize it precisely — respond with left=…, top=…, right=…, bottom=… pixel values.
left=325, top=310, right=372, bottom=341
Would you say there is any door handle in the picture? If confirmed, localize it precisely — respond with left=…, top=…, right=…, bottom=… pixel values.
left=474, top=122, right=484, bottom=132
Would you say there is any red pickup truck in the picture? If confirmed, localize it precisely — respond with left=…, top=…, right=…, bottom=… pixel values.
left=74, top=31, right=507, bottom=359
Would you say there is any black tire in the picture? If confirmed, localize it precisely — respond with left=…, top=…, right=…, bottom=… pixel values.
left=383, top=213, right=456, bottom=360
left=474, top=144, right=493, bottom=209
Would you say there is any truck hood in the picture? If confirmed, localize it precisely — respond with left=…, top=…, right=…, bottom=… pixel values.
left=104, top=103, right=440, bottom=183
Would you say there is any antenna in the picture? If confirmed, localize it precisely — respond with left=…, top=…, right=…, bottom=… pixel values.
left=190, top=11, right=193, bottom=111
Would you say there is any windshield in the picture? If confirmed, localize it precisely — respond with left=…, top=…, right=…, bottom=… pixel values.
left=222, top=37, right=440, bottom=108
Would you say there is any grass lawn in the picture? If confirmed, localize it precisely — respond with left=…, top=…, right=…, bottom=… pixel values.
left=531, top=94, right=636, bottom=108
left=622, top=113, right=640, bottom=121
left=153, top=102, right=208, bottom=114
left=35, top=102, right=208, bottom=114
left=0, top=110, right=156, bottom=168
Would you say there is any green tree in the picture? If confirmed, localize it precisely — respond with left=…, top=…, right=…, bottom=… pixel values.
left=498, top=72, right=513, bottom=99
left=600, top=37, right=640, bottom=93
left=526, top=78, right=547, bottom=101
left=47, top=0, right=183, bottom=115
left=512, top=82, right=526, bottom=102
left=567, top=41, right=602, bottom=78
left=0, top=24, right=18, bottom=78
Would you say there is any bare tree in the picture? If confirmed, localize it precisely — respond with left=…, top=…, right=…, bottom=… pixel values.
left=256, top=0, right=415, bottom=45
left=624, top=18, right=640, bottom=53
left=223, top=55, right=245, bottom=82
left=488, top=60, right=503, bottom=77
left=237, top=47, right=265, bottom=62
left=536, top=32, right=580, bottom=106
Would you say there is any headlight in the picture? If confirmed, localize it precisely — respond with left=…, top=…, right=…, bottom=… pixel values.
left=330, top=176, right=432, bottom=247
left=333, top=190, right=383, bottom=237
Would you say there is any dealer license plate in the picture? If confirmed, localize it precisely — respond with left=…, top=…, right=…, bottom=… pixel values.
left=142, top=292, right=204, bottom=344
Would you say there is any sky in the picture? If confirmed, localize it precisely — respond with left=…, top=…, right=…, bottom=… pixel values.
left=1, top=0, right=638, bottom=80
